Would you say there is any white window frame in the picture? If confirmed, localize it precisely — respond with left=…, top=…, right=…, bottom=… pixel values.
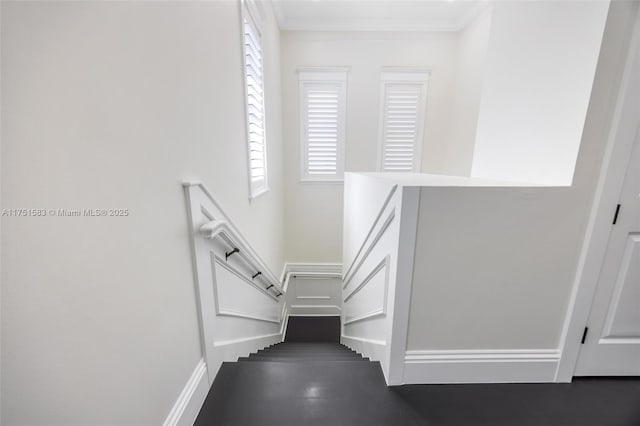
left=377, top=69, right=430, bottom=173
left=298, top=67, right=349, bottom=183
left=240, top=0, right=269, bottom=199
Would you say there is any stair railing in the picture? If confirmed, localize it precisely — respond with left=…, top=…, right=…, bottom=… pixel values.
left=200, top=219, right=284, bottom=297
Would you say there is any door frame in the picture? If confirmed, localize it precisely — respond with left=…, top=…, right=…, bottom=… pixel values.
left=556, top=8, right=640, bottom=382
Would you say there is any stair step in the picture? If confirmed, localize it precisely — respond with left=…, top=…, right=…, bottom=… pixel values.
left=260, top=347, right=354, bottom=352
left=284, top=316, right=341, bottom=343
left=255, top=350, right=359, bottom=356
left=239, top=356, right=369, bottom=362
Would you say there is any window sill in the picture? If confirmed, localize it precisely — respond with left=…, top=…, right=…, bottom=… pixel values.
left=249, top=186, right=270, bottom=201
left=299, top=178, right=344, bottom=185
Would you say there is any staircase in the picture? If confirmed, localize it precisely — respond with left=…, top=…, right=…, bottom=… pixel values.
left=194, top=316, right=422, bottom=425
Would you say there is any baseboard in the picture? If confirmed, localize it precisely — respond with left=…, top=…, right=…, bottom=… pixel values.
left=289, top=304, right=342, bottom=315
left=280, top=263, right=342, bottom=292
left=163, top=359, right=209, bottom=426
left=403, top=349, right=561, bottom=384
left=341, top=335, right=389, bottom=382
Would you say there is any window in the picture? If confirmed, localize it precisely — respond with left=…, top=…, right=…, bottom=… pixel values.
left=241, top=1, right=268, bottom=198
left=378, top=70, right=429, bottom=172
left=298, top=68, right=349, bottom=182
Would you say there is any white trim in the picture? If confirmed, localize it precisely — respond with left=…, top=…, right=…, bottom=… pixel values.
left=280, top=262, right=343, bottom=292
left=343, top=210, right=395, bottom=290
left=275, top=7, right=490, bottom=33
left=344, top=310, right=385, bottom=326
left=343, top=185, right=398, bottom=281
left=405, top=349, right=561, bottom=361
left=297, top=67, right=351, bottom=79
left=344, top=255, right=389, bottom=303
left=288, top=313, right=341, bottom=317
left=290, top=304, right=342, bottom=310
left=341, top=335, right=389, bottom=383
left=296, top=296, right=331, bottom=300
left=214, top=332, right=282, bottom=347
left=213, top=308, right=280, bottom=324
left=163, top=359, right=208, bottom=426
left=184, top=183, right=282, bottom=290
left=403, top=350, right=561, bottom=384
left=212, top=254, right=280, bottom=303
left=284, top=263, right=343, bottom=275
left=342, top=335, right=386, bottom=346
left=556, top=8, right=640, bottom=382
left=598, top=337, right=640, bottom=345
left=380, top=68, right=430, bottom=82
left=387, top=187, right=421, bottom=385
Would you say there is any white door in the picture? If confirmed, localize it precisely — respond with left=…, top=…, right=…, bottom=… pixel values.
left=574, top=127, right=640, bottom=376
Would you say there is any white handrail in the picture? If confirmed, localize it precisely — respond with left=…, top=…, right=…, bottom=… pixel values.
left=200, top=219, right=283, bottom=296
left=183, top=180, right=284, bottom=295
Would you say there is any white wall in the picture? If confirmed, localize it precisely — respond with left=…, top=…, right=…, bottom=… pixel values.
left=409, top=186, right=581, bottom=350
left=403, top=0, right=636, bottom=383
left=442, top=8, right=492, bottom=177
left=471, top=1, right=610, bottom=185
left=281, top=31, right=458, bottom=263
left=286, top=276, right=342, bottom=316
left=1, top=1, right=284, bottom=425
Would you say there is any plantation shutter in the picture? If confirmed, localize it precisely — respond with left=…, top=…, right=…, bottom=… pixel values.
left=243, top=11, right=267, bottom=194
left=298, top=68, right=348, bottom=181
left=379, top=72, right=429, bottom=173
left=304, top=85, right=340, bottom=175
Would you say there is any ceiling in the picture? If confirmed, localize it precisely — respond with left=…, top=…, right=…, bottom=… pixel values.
left=271, top=0, right=488, bottom=32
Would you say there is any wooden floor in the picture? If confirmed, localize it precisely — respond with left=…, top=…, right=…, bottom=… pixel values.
left=194, top=317, right=640, bottom=425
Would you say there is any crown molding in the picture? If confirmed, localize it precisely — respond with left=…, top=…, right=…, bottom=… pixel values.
left=271, top=1, right=492, bottom=33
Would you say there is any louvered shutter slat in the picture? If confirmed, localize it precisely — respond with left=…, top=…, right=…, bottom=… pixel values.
left=305, top=85, right=341, bottom=176
left=243, top=14, right=267, bottom=191
left=380, top=81, right=427, bottom=172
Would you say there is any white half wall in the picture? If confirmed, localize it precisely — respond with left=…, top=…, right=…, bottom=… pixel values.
left=341, top=173, right=419, bottom=385
left=1, top=1, right=285, bottom=425
left=402, top=0, right=637, bottom=384
left=470, top=1, right=610, bottom=185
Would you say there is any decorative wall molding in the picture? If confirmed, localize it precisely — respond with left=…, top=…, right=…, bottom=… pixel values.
left=214, top=332, right=283, bottom=348
left=343, top=256, right=390, bottom=325
left=343, top=210, right=396, bottom=292
left=163, top=359, right=208, bottom=426
left=183, top=179, right=287, bottom=385
left=296, top=295, right=331, bottom=300
left=184, top=180, right=282, bottom=289
left=342, top=335, right=386, bottom=346
left=290, top=304, right=342, bottom=310
left=344, top=256, right=389, bottom=302
left=280, top=262, right=343, bottom=292
left=213, top=254, right=280, bottom=303
left=403, top=349, right=561, bottom=384
left=201, top=219, right=283, bottom=296
left=289, top=305, right=342, bottom=316
left=343, top=185, right=397, bottom=283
